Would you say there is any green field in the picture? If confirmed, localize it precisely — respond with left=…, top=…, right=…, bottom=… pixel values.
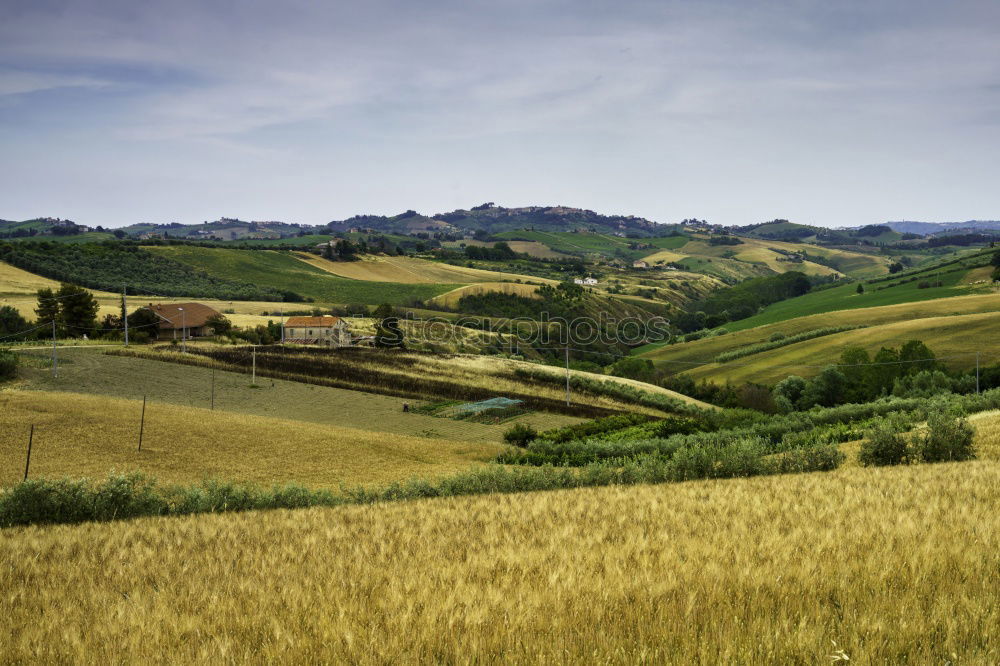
left=13, top=348, right=577, bottom=442
left=720, top=265, right=985, bottom=332
left=145, top=245, right=459, bottom=304
left=6, top=231, right=119, bottom=244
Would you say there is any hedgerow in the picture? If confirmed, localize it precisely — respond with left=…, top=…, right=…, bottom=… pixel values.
left=0, top=438, right=845, bottom=528
left=714, top=326, right=863, bottom=363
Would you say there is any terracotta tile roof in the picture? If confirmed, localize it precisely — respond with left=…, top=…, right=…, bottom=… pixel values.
left=148, top=302, right=222, bottom=330
left=284, top=316, right=343, bottom=328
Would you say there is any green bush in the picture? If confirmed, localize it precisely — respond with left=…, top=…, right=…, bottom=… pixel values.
left=503, top=423, right=538, bottom=448
left=917, top=413, right=975, bottom=463
left=0, top=349, right=18, bottom=381
left=858, top=418, right=911, bottom=467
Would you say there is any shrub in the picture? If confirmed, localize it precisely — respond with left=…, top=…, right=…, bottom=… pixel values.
left=917, top=414, right=975, bottom=463
left=858, top=418, right=910, bottom=466
left=503, top=423, right=538, bottom=448
left=0, top=349, right=18, bottom=381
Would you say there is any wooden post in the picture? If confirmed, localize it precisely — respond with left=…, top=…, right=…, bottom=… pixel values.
left=976, top=351, right=981, bottom=394
left=138, top=395, right=146, bottom=452
left=23, top=425, right=34, bottom=481
left=252, top=345, right=256, bottom=385
left=51, top=319, right=58, bottom=378
left=211, top=367, right=216, bottom=409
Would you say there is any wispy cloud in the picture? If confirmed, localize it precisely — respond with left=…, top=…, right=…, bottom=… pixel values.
left=0, top=0, right=998, bottom=225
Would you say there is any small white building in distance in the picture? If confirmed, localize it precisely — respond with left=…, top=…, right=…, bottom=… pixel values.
left=283, top=316, right=351, bottom=347
left=573, top=277, right=599, bottom=286
left=632, top=260, right=649, bottom=269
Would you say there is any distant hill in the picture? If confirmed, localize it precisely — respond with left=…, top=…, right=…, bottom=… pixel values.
left=328, top=203, right=669, bottom=237
left=885, top=220, right=1000, bottom=235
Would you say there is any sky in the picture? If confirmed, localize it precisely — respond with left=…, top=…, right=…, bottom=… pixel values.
left=1, top=0, right=998, bottom=228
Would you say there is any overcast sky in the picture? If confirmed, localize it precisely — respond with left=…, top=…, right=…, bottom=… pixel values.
left=1, top=0, right=998, bottom=228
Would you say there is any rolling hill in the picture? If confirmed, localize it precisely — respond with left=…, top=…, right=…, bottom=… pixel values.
left=145, top=246, right=458, bottom=305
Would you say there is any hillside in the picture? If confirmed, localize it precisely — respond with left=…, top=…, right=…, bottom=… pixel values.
left=334, top=203, right=670, bottom=236
left=145, top=246, right=458, bottom=305
left=680, top=311, right=1000, bottom=385
left=886, top=220, right=1000, bottom=235
left=705, top=249, right=994, bottom=333
left=3, top=411, right=999, bottom=662
left=0, top=391, right=504, bottom=488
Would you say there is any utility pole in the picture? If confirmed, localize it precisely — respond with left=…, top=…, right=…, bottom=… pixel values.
left=280, top=309, right=285, bottom=343
left=565, top=345, right=570, bottom=406
left=211, top=366, right=216, bottom=410
left=123, top=284, right=129, bottom=347
left=137, top=395, right=146, bottom=452
left=976, top=351, right=981, bottom=394
left=51, top=319, right=58, bottom=378
left=252, top=345, right=257, bottom=385
left=178, top=307, right=187, bottom=353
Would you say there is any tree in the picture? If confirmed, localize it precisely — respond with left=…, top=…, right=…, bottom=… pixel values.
left=606, top=357, right=655, bottom=382
left=859, top=418, right=910, bottom=467
left=801, top=366, right=848, bottom=408
left=0, top=305, right=29, bottom=338
left=888, top=262, right=904, bottom=274
left=870, top=347, right=901, bottom=396
left=372, top=303, right=394, bottom=319
left=856, top=283, right=865, bottom=295
left=839, top=346, right=872, bottom=402
left=35, top=287, right=59, bottom=325
left=917, top=414, right=975, bottom=462
left=898, top=339, right=937, bottom=376
left=374, top=316, right=405, bottom=348
left=991, top=251, right=1000, bottom=267
left=126, top=307, right=162, bottom=341
left=56, top=283, right=99, bottom=335
left=205, top=314, right=233, bottom=335
left=772, top=375, right=808, bottom=412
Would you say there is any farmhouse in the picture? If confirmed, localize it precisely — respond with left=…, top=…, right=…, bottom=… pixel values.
left=632, top=260, right=649, bottom=269
left=147, top=302, right=221, bottom=339
left=573, top=277, right=598, bottom=286
left=283, top=315, right=351, bottom=347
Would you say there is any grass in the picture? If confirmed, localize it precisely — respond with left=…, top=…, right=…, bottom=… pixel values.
left=144, top=246, right=457, bottom=305
left=2, top=412, right=999, bottom=661
left=225, top=234, right=334, bottom=246
left=11, top=348, right=580, bottom=441
left=0, top=391, right=502, bottom=489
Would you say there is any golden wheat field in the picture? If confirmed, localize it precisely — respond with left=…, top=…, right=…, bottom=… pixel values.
left=0, top=391, right=506, bottom=488
left=1, top=412, right=999, bottom=663
left=297, top=253, right=554, bottom=286
left=425, top=281, right=543, bottom=309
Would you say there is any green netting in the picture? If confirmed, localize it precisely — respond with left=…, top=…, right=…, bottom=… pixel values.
left=453, top=397, right=524, bottom=413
